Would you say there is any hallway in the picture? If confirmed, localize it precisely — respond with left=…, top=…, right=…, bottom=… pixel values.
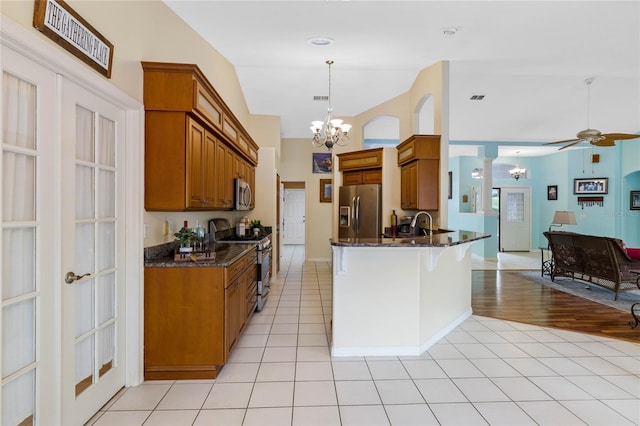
left=88, top=245, right=639, bottom=425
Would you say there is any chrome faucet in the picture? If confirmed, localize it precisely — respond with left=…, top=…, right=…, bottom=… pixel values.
left=410, top=211, right=433, bottom=237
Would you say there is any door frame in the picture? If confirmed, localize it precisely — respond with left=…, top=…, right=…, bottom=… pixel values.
left=1, top=13, right=145, bottom=411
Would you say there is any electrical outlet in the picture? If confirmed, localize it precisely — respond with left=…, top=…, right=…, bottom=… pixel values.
left=144, top=223, right=149, bottom=239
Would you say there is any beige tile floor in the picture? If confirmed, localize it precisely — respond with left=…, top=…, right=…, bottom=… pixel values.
left=87, top=246, right=640, bottom=426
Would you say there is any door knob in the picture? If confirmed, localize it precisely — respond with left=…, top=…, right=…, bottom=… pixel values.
left=65, top=271, right=91, bottom=284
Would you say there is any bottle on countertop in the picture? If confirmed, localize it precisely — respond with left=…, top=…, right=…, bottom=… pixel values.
left=194, top=220, right=205, bottom=249
left=391, top=209, right=398, bottom=238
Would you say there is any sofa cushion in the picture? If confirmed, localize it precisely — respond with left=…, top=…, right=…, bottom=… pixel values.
left=626, top=247, right=640, bottom=260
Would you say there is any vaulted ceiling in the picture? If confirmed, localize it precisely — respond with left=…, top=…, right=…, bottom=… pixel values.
left=164, top=1, right=639, bottom=157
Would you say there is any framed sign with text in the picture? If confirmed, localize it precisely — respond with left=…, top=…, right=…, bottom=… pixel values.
left=33, top=0, right=114, bottom=78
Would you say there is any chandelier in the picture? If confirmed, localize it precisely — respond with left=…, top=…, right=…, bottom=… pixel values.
left=310, top=60, right=351, bottom=150
left=509, top=151, right=526, bottom=180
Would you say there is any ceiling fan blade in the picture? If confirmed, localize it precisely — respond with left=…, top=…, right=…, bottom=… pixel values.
left=558, top=140, right=584, bottom=150
left=544, top=138, right=581, bottom=145
left=600, top=133, right=640, bottom=141
left=592, top=139, right=616, bottom=147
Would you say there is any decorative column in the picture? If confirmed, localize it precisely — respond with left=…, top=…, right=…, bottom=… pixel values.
left=477, top=146, right=498, bottom=216
left=475, top=145, right=499, bottom=258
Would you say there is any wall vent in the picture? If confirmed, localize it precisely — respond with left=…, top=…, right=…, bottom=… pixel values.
left=313, top=95, right=329, bottom=101
left=470, top=95, right=485, bottom=100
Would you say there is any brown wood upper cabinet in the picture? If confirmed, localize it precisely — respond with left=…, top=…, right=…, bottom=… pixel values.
left=142, top=61, right=258, bottom=211
left=337, top=148, right=383, bottom=185
left=397, top=135, right=441, bottom=211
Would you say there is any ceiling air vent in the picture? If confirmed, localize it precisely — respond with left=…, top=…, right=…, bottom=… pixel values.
left=470, top=95, right=485, bottom=100
left=313, top=95, right=329, bottom=101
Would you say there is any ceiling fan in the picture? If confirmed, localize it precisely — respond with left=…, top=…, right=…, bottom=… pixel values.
left=545, top=77, right=639, bottom=150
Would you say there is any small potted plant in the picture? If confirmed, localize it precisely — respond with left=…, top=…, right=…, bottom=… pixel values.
left=174, top=227, right=197, bottom=252
left=249, top=219, right=263, bottom=236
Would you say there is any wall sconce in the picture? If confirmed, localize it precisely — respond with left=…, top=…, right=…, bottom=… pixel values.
left=471, top=168, right=483, bottom=179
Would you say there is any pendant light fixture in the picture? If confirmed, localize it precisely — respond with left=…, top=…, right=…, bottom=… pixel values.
left=310, top=60, right=351, bottom=151
left=509, top=151, right=526, bottom=180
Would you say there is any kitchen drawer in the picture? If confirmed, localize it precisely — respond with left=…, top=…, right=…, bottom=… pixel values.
left=225, top=249, right=254, bottom=285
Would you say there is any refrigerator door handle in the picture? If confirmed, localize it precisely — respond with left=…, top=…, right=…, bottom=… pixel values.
left=351, top=197, right=356, bottom=232
left=355, top=196, right=361, bottom=232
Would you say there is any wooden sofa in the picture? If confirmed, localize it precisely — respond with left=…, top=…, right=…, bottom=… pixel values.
left=544, top=231, right=640, bottom=300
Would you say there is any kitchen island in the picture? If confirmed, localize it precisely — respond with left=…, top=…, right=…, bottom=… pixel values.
left=330, top=230, right=490, bottom=357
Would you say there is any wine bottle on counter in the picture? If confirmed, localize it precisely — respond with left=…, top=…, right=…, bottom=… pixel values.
left=391, top=210, right=398, bottom=238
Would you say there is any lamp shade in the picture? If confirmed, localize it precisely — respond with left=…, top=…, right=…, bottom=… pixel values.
left=551, top=210, right=577, bottom=225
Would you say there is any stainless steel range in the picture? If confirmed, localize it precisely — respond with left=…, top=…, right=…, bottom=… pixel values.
left=209, top=218, right=272, bottom=311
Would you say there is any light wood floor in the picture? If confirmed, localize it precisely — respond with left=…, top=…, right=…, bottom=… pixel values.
left=472, top=270, right=640, bottom=343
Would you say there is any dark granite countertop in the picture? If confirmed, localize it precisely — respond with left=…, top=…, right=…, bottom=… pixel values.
left=330, top=230, right=490, bottom=247
left=144, top=241, right=256, bottom=267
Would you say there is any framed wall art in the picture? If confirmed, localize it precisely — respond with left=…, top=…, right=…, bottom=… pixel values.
left=312, top=153, right=332, bottom=173
left=631, top=190, right=640, bottom=210
left=547, top=185, right=558, bottom=200
left=320, top=179, right=332, bottom=203
left=573, top=178, right=608, bottom=195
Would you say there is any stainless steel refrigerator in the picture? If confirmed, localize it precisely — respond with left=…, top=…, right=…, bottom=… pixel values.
left=338, top=184, right=382, bottom=238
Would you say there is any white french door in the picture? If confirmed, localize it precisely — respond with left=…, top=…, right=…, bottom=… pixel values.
left=1, top=46, right=58, bottom=426
left=60, top=79, right=126, bottom=425
left=1, top=44, right=128, bottom=425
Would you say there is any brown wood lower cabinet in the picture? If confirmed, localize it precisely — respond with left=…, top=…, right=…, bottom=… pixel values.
left=144, top=248, right=256, bottom=380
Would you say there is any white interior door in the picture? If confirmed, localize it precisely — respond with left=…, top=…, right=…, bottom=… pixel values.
left=499, top=187, right=531, bottom=251
left=1, top=46, right=58, bottom=426
left=60, top=79, right=126, bottom=424
left=283, top=189, right=305, bottom=245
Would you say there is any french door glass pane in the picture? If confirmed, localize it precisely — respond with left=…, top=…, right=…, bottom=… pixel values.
left=75, top=336, right=94, bottom=395
left=75, top=279, right=94, bottom=337
left=2, top=370, right=34, bottom=426
left=98, top=222, right=115, bottom=271
left=75, top=223, right=95, bottom=274
left=76, top=165, right=95, bottom=219
left=98, top=170, right=115, bottom=217
left=98, top=324, right=115, bottom=375
left=2, top=299, right=35, bottom=376
left=76, top=106, right=94, bottom=162
left=99, top=116, right=115, bottom=167
left=98, top=274, right=115, bottom=324
left=2, top=72, right=36, bottom=149
left=2, top=152, right=35, bottom=221
left=2, top=228, right=35, bottom=299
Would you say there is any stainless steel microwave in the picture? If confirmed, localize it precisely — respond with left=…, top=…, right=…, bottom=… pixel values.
left=235, top=178, right=252, bottom=210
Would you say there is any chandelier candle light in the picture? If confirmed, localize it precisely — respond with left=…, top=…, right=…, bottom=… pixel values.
left=509, top=151, right=526, bottom=180
left=311, top=60, right=352, bottom=150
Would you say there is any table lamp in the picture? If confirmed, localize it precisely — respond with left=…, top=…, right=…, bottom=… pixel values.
left=548, top=210, right=577, bottom=233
